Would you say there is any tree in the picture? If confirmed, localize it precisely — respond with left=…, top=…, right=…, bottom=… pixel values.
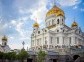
left=37, top=50, right=46, bottom=62
left=0, top=52, right=4, bottom=59
left=0, top=52, right=4, bottom=62
left=5, top=52, right=17, bottom=62
left=18, top=49, right=29, bottom=62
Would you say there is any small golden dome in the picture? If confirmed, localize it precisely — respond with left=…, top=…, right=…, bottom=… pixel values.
left=2, top=35, right=7, bottom=41
left=71, top=21, right=78, bottom=27
left=46, top=5, right=64, bottom=17
left=33, top=22, right=39, bottom=27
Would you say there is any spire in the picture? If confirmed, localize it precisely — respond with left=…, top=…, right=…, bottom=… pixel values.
left=22, top=41, right=25, bottom=50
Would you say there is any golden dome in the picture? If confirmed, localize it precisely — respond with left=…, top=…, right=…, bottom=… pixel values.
left=33, top=22, right=39, bottom=27
left=46, top=5, right=64, bottom=17
left=71, top=21, right=78, bottom=27
left=2, top=35, right=7, bottom=41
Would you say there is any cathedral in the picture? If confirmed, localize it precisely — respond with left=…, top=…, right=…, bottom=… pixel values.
left=30, top=1, right=84, bottom=62
left=0, top=36, right=10, bottom=53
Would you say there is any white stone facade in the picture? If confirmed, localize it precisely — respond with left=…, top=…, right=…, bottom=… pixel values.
left=31, top=5, right=84, bottom=54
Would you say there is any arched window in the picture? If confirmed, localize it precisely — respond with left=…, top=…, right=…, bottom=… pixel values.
left=63, top=30, right=64, bottom=32
left=69, top=37, right=71, bottom=44
left=52, top=20, right=53, bottom=25
left=49, top=21, right=50, bottom=26
left=52, top=19, right=55, bottom=25
left=57, top=37, right=59, bottom=44
left=57, top=30, right=59, bottom=32
left=57, top=19, right=59, bottom=24
left=62, top=19, right=63, bottom=24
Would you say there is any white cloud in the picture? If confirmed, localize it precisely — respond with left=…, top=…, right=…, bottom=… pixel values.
left=14, top=0, right=48, bottom=24
left=57, top=0, right=81, bottom=6
left=9, top=17, right=32, bottom=49
left=73, top=6, right=78, bottom=9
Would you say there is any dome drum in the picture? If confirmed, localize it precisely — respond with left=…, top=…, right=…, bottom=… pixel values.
left=2, top=36, right=7, bottom=41
left=71, top=21, right=78, bottom=27
left=33, top=22, right=39, bottom=27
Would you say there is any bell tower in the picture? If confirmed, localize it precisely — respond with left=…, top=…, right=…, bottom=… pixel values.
left=2, top=35, right=8, bottom=46
left=45, top=0, right=65, bottom=29
left=33, top=18, right=39, bottom=33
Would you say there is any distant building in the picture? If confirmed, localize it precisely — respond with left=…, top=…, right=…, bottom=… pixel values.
left=10, top=49, right=20, bottom=54
left=0, top=35, right=10, bottom=53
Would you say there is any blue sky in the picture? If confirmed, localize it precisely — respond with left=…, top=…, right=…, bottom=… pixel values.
left=0, top=0, right=84, bottom=50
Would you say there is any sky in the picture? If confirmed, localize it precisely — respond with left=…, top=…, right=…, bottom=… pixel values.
left=0, top=0, right=84, bottom=50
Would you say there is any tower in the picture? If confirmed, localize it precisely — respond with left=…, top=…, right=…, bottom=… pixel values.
left=2, top=35, right=8, bottom=46
left=45, top=0, right=65, bottom=29
left=71, top=21, right=78, bottom=29
left=33, top=21, right=39, bottom=33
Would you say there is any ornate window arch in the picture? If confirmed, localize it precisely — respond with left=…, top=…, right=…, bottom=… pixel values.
left=57, top=19, right=59, bottom=24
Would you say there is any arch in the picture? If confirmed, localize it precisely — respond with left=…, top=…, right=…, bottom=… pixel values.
left=62, top=18, right=64, bottom=24
left=73, top=55, right=80, bottom=60
left=27, top=58, right=33, bottom=62
left=57, top=19, right=59, bottom=24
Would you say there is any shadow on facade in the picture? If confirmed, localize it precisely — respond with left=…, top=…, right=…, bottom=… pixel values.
left=73, top=55, right=80, bottom=61
left=50, top=59, right=57, bottom=62
left=27, top=58, right=33, bottom=62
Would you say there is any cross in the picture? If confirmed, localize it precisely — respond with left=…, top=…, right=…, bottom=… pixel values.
left=53, top=0, right=56, bottom=6
left=35, top=18, right=37, bottom=22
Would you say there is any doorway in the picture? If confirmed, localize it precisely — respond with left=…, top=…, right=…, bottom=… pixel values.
left=52, top=59, right=57, bottom=62
left=73, top=55, right=80, bottom=60
left=27, top=58, right=33, bottom=62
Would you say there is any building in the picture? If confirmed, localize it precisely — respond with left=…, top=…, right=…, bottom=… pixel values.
left=30, top=2, right=84, bottom=62
left=0, top=35, right=10, bottom=53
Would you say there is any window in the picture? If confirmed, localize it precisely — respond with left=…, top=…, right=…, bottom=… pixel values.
left=79, top=31, right=80, bottom=34
left=38, top=31, right=40, bottom=34
left=62, top=19, right=63, bottom=24
left=69, top=37, right=71, bottom=44
left=45, top=37, right=47, bottom=44
left=57, top=19, right=59, bottom=24
left=62, top=19, right=63, bottom=21
left=57, top=37, right=59, bottom=44
left=32, top=34, right=34, bottom=36
left=52, top=20, right=53, bottom=25
left=63, top=37, right=64, bottom=44
left=49, top=21, right=50, bottom=26
left=57, top=30, right=59, bottom=32
left=52, top=19, right=55, bottom=25
left=45, top=30, right=47, bottom=32
left=51, top=37, right=53, bottom=44
left=37, top=39, right=39, bottom=45
left=32, top=40, right=34, bottom=46
left=75, top=37, right=77, bottom=44
left=5, top=42, right=6, bottom=45
left=63, top=30, right=64, bottom=32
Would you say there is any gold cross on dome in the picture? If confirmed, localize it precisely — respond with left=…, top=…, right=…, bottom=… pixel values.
left=53, top=0, right=56, bottom=6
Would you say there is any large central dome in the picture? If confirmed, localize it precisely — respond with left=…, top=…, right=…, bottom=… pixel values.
left=46, top=5, right=65, bottom=17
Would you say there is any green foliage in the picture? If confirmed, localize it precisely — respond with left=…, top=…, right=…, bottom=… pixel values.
left=0, top=52, right=4, bottom=59
left=0, top=49, right=29, bottom=62
left=6, top=52, right=16, bottom=60
left=37, top=50, right=46, bottom=62
left=18, top=49, right=29, bottom=60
